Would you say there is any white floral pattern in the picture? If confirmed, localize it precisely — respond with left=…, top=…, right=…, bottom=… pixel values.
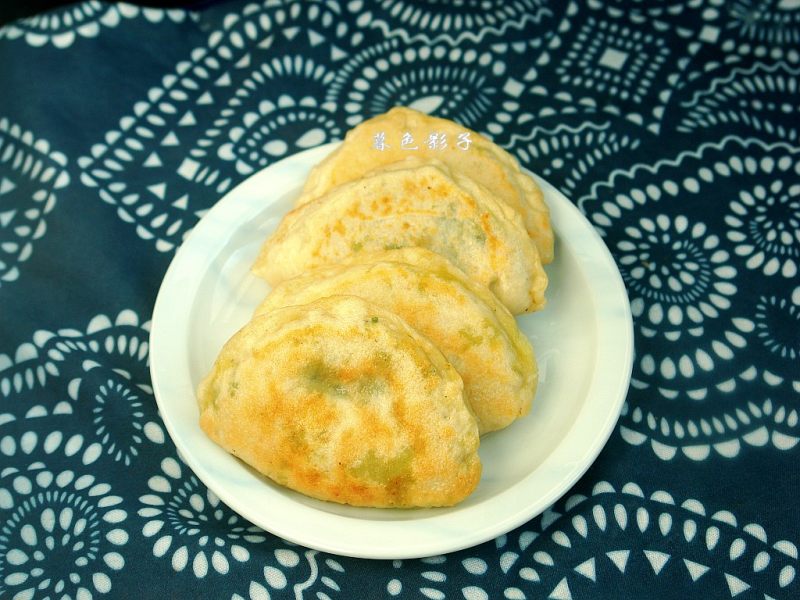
left=2, top=0, right=799, bottom=596
left=0, top=465, right=127, bottom=599
left=589, top=188, right=748, bottom=395
left=215, top=92, right=341, bottom=174
left=345, top=0, right=552, bottom=46
left=510, top=118, right=643, bottom=194
left=138, top=456, right=266, bottom=578
left=675, top=63, right=800, bottom=142
left=76, top=0, right=357, bottom=252
left=328, top=38, right=502, bottom=128
left=726, top=0, right=800, bottom=46
left=755, top=293, right=800, bottom=361
left=231, top=550, right=346, bottom=600
left=0, top=118, right=69, bottom=288
left=0, top=311, right=162, bottom=469
left=617, top=215, right=737, bottom=342
left=580, top=137, right=800, bottom=461
left=71, top=365, right=163, bottom=466
left=385, top=481, right=799, bottom=598
left=726, top=178, right=800, bottom=278
left=0, top=1, right=194, bottom=48
left=519, top=0, right=717, bottom=135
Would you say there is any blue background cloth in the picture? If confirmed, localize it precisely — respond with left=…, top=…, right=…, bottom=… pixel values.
left=1, top=1, right=798, bottom=598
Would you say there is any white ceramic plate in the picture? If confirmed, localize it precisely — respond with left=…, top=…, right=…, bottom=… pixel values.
left=150, top=142, right=633, bottom=559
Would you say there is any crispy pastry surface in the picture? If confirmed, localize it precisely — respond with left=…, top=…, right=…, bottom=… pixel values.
left=256, top=248, right=537, bottom=434
left=298, top=106, right=554, bottom=263
left=198, top=295, right=481, bottom=508
left=252, top=158, right=547, bottom=313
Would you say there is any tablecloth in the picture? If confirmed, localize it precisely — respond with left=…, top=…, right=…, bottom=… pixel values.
left=1, top=1, right=798, bottom=598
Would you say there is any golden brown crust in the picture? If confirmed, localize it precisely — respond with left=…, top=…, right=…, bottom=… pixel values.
left=255, top=248, right=538, bottom=434
left=299, top=106, right=554, bottom=263
left=198, top=296, right=481, bottom=508
left=252, top=158, right=547, bottom=314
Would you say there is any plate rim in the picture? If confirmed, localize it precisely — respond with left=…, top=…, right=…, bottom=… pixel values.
left=149, top=142, right=633, bottom=559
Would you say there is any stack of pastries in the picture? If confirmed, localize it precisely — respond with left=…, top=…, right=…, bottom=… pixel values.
left=197, top=107, right=553, bottom=508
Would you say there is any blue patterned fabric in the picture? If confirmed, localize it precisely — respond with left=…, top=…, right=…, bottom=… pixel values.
left=1, top=1, right=798, bottom=598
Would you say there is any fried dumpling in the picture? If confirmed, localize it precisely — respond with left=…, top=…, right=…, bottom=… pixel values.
left=197, top=295, right=481, bottom=508
left=298, top=106, right=554, bottom=263
left=255, top=248, right=537, bottom=434
left=252, top=158, right=547, bottom=313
